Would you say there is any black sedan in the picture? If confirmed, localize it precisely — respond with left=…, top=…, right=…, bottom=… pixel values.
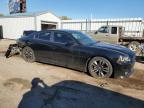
left=17, top=30, right=136, bottom=78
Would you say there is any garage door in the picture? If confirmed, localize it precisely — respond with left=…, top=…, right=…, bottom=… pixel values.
left=41, top=21, right=58, bottom=30
left=41, top=24, right=56, bottom=30
left=0, top=26, right=3, bottom=39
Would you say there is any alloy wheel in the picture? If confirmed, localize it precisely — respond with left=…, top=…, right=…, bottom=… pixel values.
left=89, top=57, right=113, bottom=78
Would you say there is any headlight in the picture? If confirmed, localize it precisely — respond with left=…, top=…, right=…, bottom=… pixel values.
left=117, top=55, right=131, bottom=64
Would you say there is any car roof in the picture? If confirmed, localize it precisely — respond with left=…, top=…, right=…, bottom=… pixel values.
left=40, top=29, right=79, bottom=34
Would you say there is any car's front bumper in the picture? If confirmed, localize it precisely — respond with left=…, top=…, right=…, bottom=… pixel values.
left=113, top=61, right=135, bottom=78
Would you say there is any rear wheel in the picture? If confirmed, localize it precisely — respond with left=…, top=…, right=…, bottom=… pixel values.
left=88, top=57, right=113, bottom=78
left=128, top=41, right=141, bottom=56
left=22, top=46, right=35, bottom=63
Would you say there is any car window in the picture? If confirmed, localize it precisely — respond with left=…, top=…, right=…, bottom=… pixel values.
left=111, top=27, right=117, bottom=34
left=36, top=31, right=51, bottom=41
left=71, top=31, right=96, bottom=45
left=98, top=26, right=109, bottom=33
left=54, top=32, right=73, bottom=44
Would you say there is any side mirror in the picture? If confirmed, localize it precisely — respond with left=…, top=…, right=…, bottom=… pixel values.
left=95, top=31, right=98, bottom=34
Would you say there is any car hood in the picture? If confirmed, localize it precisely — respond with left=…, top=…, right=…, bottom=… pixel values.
left=89, top=42, right=134, bottom=56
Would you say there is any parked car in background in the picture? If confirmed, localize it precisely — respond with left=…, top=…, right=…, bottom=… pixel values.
left=93, top=25, right=144, bottom=56
left=17, top=30, right=136, bottom=78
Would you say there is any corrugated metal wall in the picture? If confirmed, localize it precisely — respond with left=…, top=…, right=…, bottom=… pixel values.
left=62, top=18, right=144, bottom=37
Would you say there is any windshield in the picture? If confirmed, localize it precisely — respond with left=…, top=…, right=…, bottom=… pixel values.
left=71, top=31, right=96, bottom=45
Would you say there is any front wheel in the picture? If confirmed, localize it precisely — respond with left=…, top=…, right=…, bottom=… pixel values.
left=22, top=46, right=35, bottom=63
left=88, top=57, right=113, bottom=78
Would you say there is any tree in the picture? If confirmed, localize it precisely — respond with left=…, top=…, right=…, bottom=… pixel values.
left=0, top=13, right=3, bottom=16
left=59, top=16, right=72, bottom=20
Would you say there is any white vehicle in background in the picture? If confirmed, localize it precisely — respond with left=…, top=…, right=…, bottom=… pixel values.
left=93, top=25, right=144, bottom=56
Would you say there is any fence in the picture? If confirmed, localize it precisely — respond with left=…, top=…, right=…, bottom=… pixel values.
left=62, top=18, right=144, bottom=37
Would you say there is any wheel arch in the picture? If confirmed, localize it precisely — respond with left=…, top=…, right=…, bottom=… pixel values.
left=85, top=55, right=114, bottom=73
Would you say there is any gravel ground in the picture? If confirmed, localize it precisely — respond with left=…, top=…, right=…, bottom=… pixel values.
left=0, top=39, right=144, bottom=108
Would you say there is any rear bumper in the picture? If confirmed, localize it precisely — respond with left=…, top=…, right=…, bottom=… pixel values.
left=113, top=62, right=135, bottom=78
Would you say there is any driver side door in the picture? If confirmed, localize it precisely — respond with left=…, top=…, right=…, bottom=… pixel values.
left=51, top=31, right=80, bottom=68
left=95, top=26, right=111, bottom=43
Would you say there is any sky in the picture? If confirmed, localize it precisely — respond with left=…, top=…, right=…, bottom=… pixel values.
left=0, top=0, right=144, bottom=19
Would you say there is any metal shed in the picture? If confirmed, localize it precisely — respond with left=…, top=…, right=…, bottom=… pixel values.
left=0, top=11, right=61, bottom=39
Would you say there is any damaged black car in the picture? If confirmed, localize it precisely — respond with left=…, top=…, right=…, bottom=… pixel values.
left=9, top=30, right=136, bottom=78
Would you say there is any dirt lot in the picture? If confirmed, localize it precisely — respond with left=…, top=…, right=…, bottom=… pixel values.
left=0, top=39, right=144, bottom=108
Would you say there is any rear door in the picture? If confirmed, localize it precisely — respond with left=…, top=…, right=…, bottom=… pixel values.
left=109, top=26, right=119, bottom=44
left=31, top=31, right=54, bottom=62
left=0, top=26, right=3, bottom=39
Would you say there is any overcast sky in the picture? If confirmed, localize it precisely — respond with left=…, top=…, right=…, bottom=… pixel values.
left=0, top=0, right=144, bottom=19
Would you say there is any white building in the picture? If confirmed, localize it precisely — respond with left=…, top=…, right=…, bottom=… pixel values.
left=0, top=11, right=61, bottom=39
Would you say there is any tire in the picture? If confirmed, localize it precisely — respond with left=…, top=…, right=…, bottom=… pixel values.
left=22, top=46, right=35, bottom=63
left=88, top=57, right=113, bottom=78
left=128, top=41, right=141, bottom=56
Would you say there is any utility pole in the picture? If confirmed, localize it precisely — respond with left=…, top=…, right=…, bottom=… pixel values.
left=90, top=13, right=93, bottom=32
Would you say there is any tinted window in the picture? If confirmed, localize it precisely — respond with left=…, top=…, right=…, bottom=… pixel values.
left=36, top=32, right=51, bottom=41
left=54, top=32, right=73, bottom=43
left=111, top=27, right=117, bottom=34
